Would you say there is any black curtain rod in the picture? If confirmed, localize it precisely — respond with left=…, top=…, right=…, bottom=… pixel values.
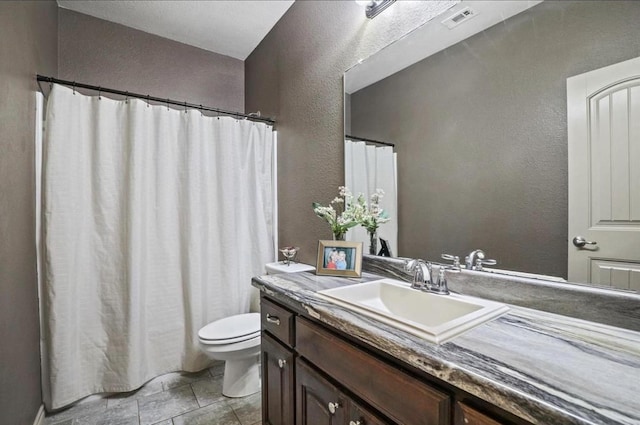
left=346, top=134, right=395, bottom=148
left=36, top=75, right=275, bottom=125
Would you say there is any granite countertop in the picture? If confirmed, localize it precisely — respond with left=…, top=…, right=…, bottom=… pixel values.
left=252, top=271, right=640, bottom=425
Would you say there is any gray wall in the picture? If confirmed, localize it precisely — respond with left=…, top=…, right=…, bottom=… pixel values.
left=246, top=0, right=460, bottom=265
left=350, top=1, right=640, bottom=278
left=0, top=1, right=58, bottom=423
left=59, top=8, right=244, bottom=112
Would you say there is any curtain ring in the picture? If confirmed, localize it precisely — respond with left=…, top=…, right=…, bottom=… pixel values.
left=216, top=109, right=220, bottom=120
left=125, top=91, right=129, bottom=104
left=72, top=81, right=76, bottom=95
left=146, top=95, right=150, bottom=108
left=184, top=101, right=188, bottom=114
left=166, top=99, right=170, bottom=111
left=98, top=87, right=102, bottom=100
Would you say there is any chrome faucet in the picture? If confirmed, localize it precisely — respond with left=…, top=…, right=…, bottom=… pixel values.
left=465, top=249, right=497, bottom=270
left=406, top=259, right=432, bottom=290
left=465, top=249, right=485, bottom=269
left=406, top=259, right=452, bottom=295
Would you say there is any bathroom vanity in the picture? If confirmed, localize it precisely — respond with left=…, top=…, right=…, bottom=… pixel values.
left=253, top=270, right=640, bottom=425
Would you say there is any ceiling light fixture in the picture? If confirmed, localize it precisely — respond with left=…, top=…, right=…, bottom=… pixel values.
left=356, top=0, right=397, bottom=19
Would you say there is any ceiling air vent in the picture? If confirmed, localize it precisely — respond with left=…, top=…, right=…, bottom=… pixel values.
left=441, top=7, right=478, bottom=29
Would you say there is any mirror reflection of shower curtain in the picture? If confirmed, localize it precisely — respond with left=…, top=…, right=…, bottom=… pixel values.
left=345, top=139, right=398, bottom=256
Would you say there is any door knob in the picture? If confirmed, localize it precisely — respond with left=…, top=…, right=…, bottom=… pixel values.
left=349, top=421, right=362, bottom=425
left=277, top=358, right=286, bottom=369
left=328, top=402, right=340, bottom=414
left=573, top=236, right=597, bottom=248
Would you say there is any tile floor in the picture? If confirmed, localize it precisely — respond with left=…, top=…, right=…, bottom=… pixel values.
left=44, top=363, right=262, bottom=425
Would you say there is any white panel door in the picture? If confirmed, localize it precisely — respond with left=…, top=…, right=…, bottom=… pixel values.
left=567, top=56, right=640, bottom=289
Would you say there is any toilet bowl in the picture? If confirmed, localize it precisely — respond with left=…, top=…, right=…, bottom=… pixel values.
left=199, top=262, right=315, bottom=397
left=198, top=313, right=261, bottom=397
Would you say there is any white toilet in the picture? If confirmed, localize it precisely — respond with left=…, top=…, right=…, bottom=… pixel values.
left=198, top=262, right=316, bottom=398
left=198, top=313, right=261, bottom=397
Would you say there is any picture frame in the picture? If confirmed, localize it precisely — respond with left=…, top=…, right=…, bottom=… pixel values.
left=378, top=237, right=392, bottom=257
left=316, top=240, right=363, bottom=277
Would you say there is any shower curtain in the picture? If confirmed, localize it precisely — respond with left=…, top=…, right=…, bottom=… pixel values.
left=40, top=84, right=274, bottom=409
left=345, top=139, right=398, bottom=255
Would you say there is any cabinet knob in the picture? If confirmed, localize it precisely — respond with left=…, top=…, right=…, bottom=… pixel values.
left=266, top=314, right=281, bottom=325
left=328, top=402, right=340, bottom=414
left=278, top=358, right=287, bottom=369
left=349, top=421, right=362, bottom=425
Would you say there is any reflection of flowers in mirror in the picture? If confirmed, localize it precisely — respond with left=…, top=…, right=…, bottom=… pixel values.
left=355, top=189, right=390, bottom=234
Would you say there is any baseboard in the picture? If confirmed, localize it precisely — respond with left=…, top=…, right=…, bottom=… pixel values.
left=33, top=405, right=45, bottom=425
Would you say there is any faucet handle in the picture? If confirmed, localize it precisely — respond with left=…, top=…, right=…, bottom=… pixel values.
left=405, top=259, right=418, bottom=272
left=429, top=267, right=451, bottom=295
left=441, top=254, right=461, bottom=269
left=474, top=258, right=497, bottom=271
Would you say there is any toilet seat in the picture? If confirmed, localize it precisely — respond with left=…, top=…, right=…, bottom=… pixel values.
left=198, top=313, right=260, bottom=345
left=199, top=331, right=260, bottom=345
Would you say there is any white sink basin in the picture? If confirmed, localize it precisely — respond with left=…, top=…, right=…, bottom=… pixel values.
left=317, top=278, right=509, bottom=344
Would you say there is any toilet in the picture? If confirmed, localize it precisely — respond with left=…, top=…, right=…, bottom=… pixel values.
left=198, top=313, right=261, bottom=397
left=198, top=262, right=316, bottom=398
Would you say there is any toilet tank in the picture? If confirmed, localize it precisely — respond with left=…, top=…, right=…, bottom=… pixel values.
left=251, top=262, right=316, bottom=313
left=265, top=262, right=316, bottom=274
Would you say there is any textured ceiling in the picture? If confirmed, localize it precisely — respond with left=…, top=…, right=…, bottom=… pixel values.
left=57, top=0, right=295, bottom=60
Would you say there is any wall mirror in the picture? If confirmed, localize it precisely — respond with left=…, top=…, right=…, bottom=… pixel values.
left=344, top=0, right=640, bottom=291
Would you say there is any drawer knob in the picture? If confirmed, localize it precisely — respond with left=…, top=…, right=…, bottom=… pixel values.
left=349, top=421, right=362, bottom=425
left=266, top=314, right=281, bottom=325
left=328, top=402, right=340, bottom=414
left=278, top=358, right=287, bottom=368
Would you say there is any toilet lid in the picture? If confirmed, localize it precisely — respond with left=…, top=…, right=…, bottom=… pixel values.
left=198, top=313, right=260, bottom=342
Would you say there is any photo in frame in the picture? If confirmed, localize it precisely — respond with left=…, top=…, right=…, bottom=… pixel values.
left=316, top=240, right=363, bottom=277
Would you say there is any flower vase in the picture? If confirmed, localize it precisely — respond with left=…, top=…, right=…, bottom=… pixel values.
left=368, top=231, right=378, bottom=255
left=333, top=232, right=346, bottom=241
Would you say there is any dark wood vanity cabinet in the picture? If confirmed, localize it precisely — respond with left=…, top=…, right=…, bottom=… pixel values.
left=260, top=295, right=522, bottom=425
left=295, top=316, right=450, bottom=425
left=262, top=333, right=295, bottom=425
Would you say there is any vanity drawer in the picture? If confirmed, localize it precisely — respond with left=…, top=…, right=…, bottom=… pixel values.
left=261, top=297, right=295, bottom=347
left=455, top=402, right=505, bottom=425
left=296, top=317, right=451, bottom=425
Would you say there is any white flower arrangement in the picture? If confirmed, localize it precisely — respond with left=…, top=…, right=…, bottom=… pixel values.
left=312, top=186, right=360, bottom=240
left=313, top=186, right=390, bottom=240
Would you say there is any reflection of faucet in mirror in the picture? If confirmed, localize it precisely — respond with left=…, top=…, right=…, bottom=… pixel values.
left=465, top=250, right=485, bottom=270
left=464, top=249, right=497, bottom=271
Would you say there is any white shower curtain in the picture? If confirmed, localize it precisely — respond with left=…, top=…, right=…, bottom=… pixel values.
left=40, top=84, right=274, bottom=409
left=345, top=139, right=398, bottom=256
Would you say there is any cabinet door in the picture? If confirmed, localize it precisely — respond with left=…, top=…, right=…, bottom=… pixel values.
left=456, top=402, right=506, bottom=425
left=297, top=358, right=346, bottom=425
left=297, top=317, right=450, bottom=425
left=349, top=400, right=392, bottom=425
left=262, top=333, right=295, bottom=425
